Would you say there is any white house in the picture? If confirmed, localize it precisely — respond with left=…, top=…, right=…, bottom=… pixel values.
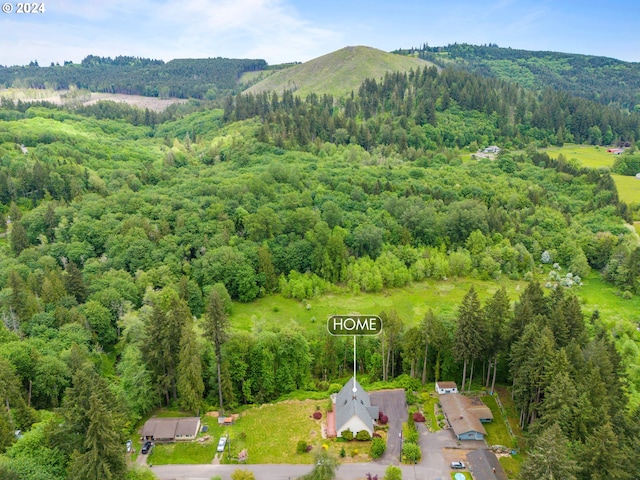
left=335, top=377, right=379, bottom=437
left=436, top=381, right=458, bottom=394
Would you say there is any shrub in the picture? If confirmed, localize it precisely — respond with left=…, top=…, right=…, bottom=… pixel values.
left=296, top=440, right=308, bottom=454
left=379, top=414, right=389, bottom=425
left=313, top=411, right=322, bottom=420
left=412, top=412, right=425, bottom=423
left=356, top=430, right=371, bottom=441
left=384, top=465, right=402, bottom=480
left=341, top=429, right=353, bottom=441
left=370, top=437, right=386, bottom=459
left=340, top=446, right=346, bottom=458
left=402, top=442, right=421, bottom=463
left=231, top=470, right=255, bottom=480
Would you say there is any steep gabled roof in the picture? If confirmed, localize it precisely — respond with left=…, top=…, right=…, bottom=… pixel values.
left=335, top=377, right=378, bottom=433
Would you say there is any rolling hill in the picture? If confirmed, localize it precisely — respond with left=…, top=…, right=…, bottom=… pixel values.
left=245, top=45, right=434, bottom=97
left=402, top=43, right=640, bottom=110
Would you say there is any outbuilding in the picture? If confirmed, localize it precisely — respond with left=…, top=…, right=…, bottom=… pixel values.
left=435, top=381, right=458, bottom=394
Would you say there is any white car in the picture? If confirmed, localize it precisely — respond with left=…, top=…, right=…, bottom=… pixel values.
left=450, top=461, right=465, bottom=469
left=217, top=436, right=227, bottom=452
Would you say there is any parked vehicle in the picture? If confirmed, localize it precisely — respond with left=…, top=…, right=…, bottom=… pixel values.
left=450, top=461, right=465, bottom=469
left=126, top=440, right=132, bottom=453
left=141, top=441, right=153, bottom=454
left=217, top=436, right=227, bottom=452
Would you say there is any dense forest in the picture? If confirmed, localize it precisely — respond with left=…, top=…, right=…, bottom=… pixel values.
left=0, top=55, right=267, bottom=99
left=1, top=50, right=640, bottom=479
left=398, top=43, right=640, bottom=111
left=226, top=66, right=640, bottom=149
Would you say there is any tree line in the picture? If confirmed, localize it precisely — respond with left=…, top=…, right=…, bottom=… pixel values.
left=0, top=56, right=268, bottom=99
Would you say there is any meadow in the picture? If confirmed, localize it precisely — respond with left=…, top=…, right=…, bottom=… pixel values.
left=542, top=144, right=640, bottom=204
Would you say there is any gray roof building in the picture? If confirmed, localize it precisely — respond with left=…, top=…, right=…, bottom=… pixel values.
left=467, top=449, right=509, bottom=480
left=335, top=377, right=379, bottom=436
left=141, top=417, right=201, bottom=442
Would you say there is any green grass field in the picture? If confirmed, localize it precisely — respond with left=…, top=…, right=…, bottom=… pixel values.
left=541, top=144, right=640, bottom=205
left=612, top=174, right=640, bottom=204
left=481, top=394, right=515, bottom=448
left=542, top=144, right=614, bottom=169
left=230, top=277, right=527, bottom=331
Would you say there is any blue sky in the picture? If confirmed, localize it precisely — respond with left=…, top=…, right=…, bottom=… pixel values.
left=1, top=0, right=639, bottom=66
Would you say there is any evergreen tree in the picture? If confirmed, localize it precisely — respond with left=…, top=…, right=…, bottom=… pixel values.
left=483, top=287, right=510, bottom=392
left=67, top=392, right=127, bottom=480
left=203, top=288, right=230, bottom=412
left=257, top=244, right=278, bottom=293
left=453, top=286, right=484, bottom=391
left=64, top=261, right=87, bottom=303
left=581, top=421, right=632, bottom=480
left=10, top=221, right=28, bottom=256
left=519, top=423, right=578, bottom=480
left=177, top=318, right=204, bottom=415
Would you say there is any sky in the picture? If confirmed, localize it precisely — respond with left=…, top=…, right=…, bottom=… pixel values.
left=1, top=0, right=640, bottom=67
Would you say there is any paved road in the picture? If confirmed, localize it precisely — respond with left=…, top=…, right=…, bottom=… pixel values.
left=153, top=462, right=446, bottom=480
left=369, top=388, right=407, bottom=464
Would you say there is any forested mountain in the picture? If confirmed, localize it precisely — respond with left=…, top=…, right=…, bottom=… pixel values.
left=231, top=65, right=640, bottom=148
left=399, top=43, right=640, bottom=110
left=1, top=47, right=640, bottom=479
left=245, top=46, right=432, bottom=97
left=0, top=55, right=267, bottom=99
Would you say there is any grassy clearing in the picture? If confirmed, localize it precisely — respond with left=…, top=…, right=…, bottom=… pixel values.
left=230, top=277, right=526, bottom=332
left=150, top=441, right=216, bottom=465
left=494, top=387, right=525, bottom=449
left=217, top=400, right=328, bottom=464
left=481, top=394, right=515, bottom=448
left=500, top=453, right=525, bottom=479
left=576, top=274, right=640, bottom=337
left=245, top=46, right=432, bottom=98
left=542, top=144, right=614, bottom=169
left=612, top=174, right=640, bottom=204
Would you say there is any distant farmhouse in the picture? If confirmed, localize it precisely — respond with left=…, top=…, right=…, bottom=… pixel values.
left=333, top=377, right=379, bottom=437
left=141, top=417, right=201, bottom=443
left=482, top=146, right=501, bottom=154
left=435, top=381, right=458, bottom=394
left=439, top=393, right=493, bottom=441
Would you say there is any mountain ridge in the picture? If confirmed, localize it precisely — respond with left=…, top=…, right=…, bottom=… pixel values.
left=244, top=45, right=434, bottom=98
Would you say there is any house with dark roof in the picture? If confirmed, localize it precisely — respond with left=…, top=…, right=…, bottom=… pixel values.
left=334, top=377, right=379, bottom=437
left=141, top=417, right=201, bottom=443
left=439, top=393, right=493, bottom=441
left=467, top=449, right=509, bottom=480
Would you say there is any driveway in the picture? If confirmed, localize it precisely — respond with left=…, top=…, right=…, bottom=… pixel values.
left=369, top=388, right=408, bottom=464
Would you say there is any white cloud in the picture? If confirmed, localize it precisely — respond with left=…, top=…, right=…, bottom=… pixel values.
left=0, top=0, right=342, bottom=65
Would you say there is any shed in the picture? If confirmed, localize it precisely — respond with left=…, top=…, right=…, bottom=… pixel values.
left=436, top=381, right=458, bottom=394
